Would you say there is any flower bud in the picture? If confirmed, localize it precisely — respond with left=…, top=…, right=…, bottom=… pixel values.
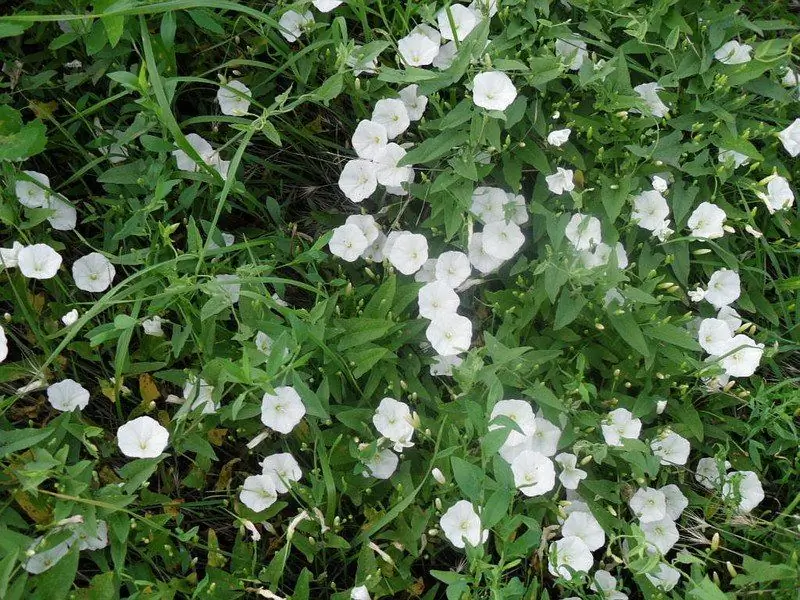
left=431, top=468, right=446, bottom=485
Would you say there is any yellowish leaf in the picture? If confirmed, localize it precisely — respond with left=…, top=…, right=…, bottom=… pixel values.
left=139, top=374, right=160, bottom=403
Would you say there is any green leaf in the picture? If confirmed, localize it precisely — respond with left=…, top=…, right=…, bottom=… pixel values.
left=400, top=129, right=468, bottom=165
left=0, top=107, right=47, bottom=162
left=75, top=572, right=116, bottom=600
left=554, top=289, right=586, bottom=330
left=644, top=323, right=701, bottom=351
left=482, top=488, right=514, bottom=528
left=35, top=544, right=79, bottom=600
left=0, top=21, right=31, bottom=39
left=607, top=311, right=649, bottom=358
left=450, top=456, right=485, bottom=499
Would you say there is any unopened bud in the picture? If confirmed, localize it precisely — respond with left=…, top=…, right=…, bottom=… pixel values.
left=711, top=532, right=720, bottom=551
left=431, top=468, right=446, bottom=485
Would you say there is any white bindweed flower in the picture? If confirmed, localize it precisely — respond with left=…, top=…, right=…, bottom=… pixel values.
left=430, top=354, right=463, bottom=376
left=546, top=167, right=575, bottom=195
left=472, top=71, right=517, bottom=111
left=346, top=45, right=378, bottom=76
left=312, top=0, right=343, bottom=12
left=490, top=399, right=536, bottom=450
left=468, top=232, right=505, bottom=274
left=695, top=457, right=730, bottom=490
left=688, top=202, right=726, bottom=239
left=398, top=84, right=428, bottom=121
left=0, top=241, right=23, bottom=269
left=440, top=500, right=487, bottom=548
left=388, top=232, right=428, bottom=275
left=351, top=120, right=388, bottom=160
left=75, top=520, right=109, bottom=551
left=46, top=194, right=77, bottom=231
left=601, top=408, right=641, bottom=447
left=591, top=570, right=628, bottom=600
left=718, top=149, right=749, bottom=168
left=350, top=585, right=371, bottom=600
left=633, top=83, right=669, bottom=118
left=548, top=536, right=593, bottom=580
left=364, top=448, right=399, bottom=479
left=562, top=510, right=605, bottom=551
left=645, top=563, right=681, bottom=591
left=433, top=41, right=457, bottom=69
left=468, top=0, right=498, bottom=17
left=698, top=318, right=734, bottom=355
left=704, top=268, right=740, bottom=309
left=437, top=4, right=478, bottom=41
left=172, top=133, right=230, bottom=179
left=72, top=253, right=115, bottom=293
left=641, top=517, right=680, bottom=555
left=345, top=214, right=380, bottom=245
left=511, top=450, right=556, bottom=497
left=426, top=312, right=472, bottom=356
left=435, top=251, right=471, bottom=288
left=62, top=309, right=79, bottom=327
left=414, top=258, right=438, bottom=283
left=506, top=192, right=529, bottom=225
left=651, top=430, right=691, bottom=466
left=397, top=33, right=439, bottom=67
left=16, top=170, right=51, bottom=208
left=717, top=334, right=764, bottom=377
left=240, top=474, right=278, bottom=512
left=651, top=175, right=669, bottom=193
left=660, top=484, right=688, bottom=521
left=555, top=453, right=587, bottom=490
left=117, top=416, right=169, bottom=458
left=261, top=386, right=306, bottom=434
left=18, top=244, right=62, bottom=280
left=183, top=376, right=217, bottom=414
left=722, top=470, right=764, bottom=514
left=278, top=10, right=314, bottom=43
left=565, top=213, right=602, bottom=251
left=418, top=281, right=460, bottom=321
left=471, top=186, right=508, bottom=223
left=142, top=316, right=165, bottom=337
left=481, top=221, right=524, bottom=260
left=778, top=118, right=800, bottom=156
left=547, top=128, right=571, bottom=147
left=758, top=176, right=795, bottom=214
left=338, top=159, right=378, bottom=203
left=216, top=80, right=251, bottom=116
left=329, top=223, right=369, bottom=262
left=630, top=487, right=667, bottom=523
left=362, top=232, right=387, bottom=262
left=23, top=536, right=74, bottom=574
left=783, top=68, right=798, bottom=87
left=373, top=397, right=415, bottom=451
left=714, top=40, right=753, bottom=65
left=719, top=306, right=742, bottom=334
left=555, top=38, right=588, bottom=71
left=631, top=190, right=670, bottom=231
left=261, top=452, right=302, bottom=493
left=526, top=417, right=562, bottom=457
left=47, top=379, right=90, bottom=412
left=372, top=99, right=410, bottom=139
left=374, top=143, right=413, bottom=187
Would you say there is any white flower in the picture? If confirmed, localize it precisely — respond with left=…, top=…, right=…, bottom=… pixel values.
left=373, top=397, right=415, bottom=451
left=714, top=40, right=753, bottom=65
left=440, top=500, right=487, bottom=548
left=62, top=309, right=79, bottom=326
left=547, top=128, right=571, bottom=147
left=23, top=535, right=74, bottom=574
left=471, top=186, right=507, bottom=223
left=214, top=274, right=240, bottom=304
left=351, top=120, right=388, bottom=160
left=718, top=334, right=764, bottom=377
left=511, top=450, right=556, bottom=497
left=172, top=133, right=230, bottom=179
left=562, top=510, right=605, bottom=551
left=410, top=23, right=442, bottom=45
left=329, top=223, right=369, bottom=262
left=433, top=41, right=457, bottom=69
left=434, top=251, right=471, bottom=288
left=312, top=0, right=343, bottom=12
left=47, top=379, right=90, bottom=412
left=261, top=452, right=302, bottom=493
left=142, top=316, right=165, bottom=337
left=437, top=4, right=478, bottom=42
left=481, top=221, right=524, bottom=260
left=468, top=0, right=498, bottom=17
left=72, top=253, right=115, bottom=293
left=16, top=170, right=51, bottom=208
left=472, top=71, right=517, bottom=111
left=660, top=484, right=688, bottom=521
left=0, top=241, right=23, bottom=269
left=388, top=232, right=428, bottom=275
left=506, top=192, right=528, bottom=225
left=688, top=202, right=726, bottom=239
left=278, top=10, right=313, bottom=43
left=696, top=457, right=730, bottom=490
left=372, top=98, right=410, bottom=139
left=641, top=517, right=680, bottom=555
left=651, top=175, right=669, bottom=193
left=601, top=408, right=641, bottom=447
left=490, top=399, right=537, bottom=449
left=548, top=536, right=593, bottom=580
left=565, top=213, right=601, bottom=251
left=426, top=312, right=472, bottom=356
left=468, top=232, right=505, bottom=274
left=75, top=520, right=109, bottom=551
left=758, top=176, right=795, bottom=214
left=398, top=33, right=439, bottom=67
left=718, top=149, right=749, bottom=168
left=183, top=376, right=217, bottom=414
left=117, top=416, right=169, bottom=458
left=374, top=143, right=413, bottom=187
left=555, top=38, right=588, bottom=71
left=362, top=232, right=387, bottom=262
left=591, top=570, right=628, bottom=600
left=346, top=45, right=378, bottom=76
left=345, top=215, right=381, bottom=245
left=398, top=85, right=428, bottom=121
left=261, top=386, right=306, bottom=434
left=351, top=586, right=370, bottom=600
left=697, top=318, right=734, bottom=355
left=555, top=453, right=587, bottom=490
left=216, top=80, right=251, bottom=116
left=365, top=449, right=399, bottom=479
left=240, top=474, right=279, bottom=512
left=783, top=68, right=798, bottom=87
left=653, top=220, right=674, bottom=241
left=338, top=159, right=378, bottom=203
left=704, top=268, right=740, bottom=309
left=778, top=118, right=800, bottom=156
left=46, top=194, right=77, bottom=231
left=631, top=190, right=670, bottom=231
left=546, top=167, right=575, bottom=195
left=526, top=417, right=562, bottom=457
left=633, top=82, right=669, bottom=118
left=604, top=288, right=625, bottom=307
left=18, top=244, right=62, bottom=280
left=645, top=563, right=681, bottom=591
left=430, top=354, right=463, bottom=376
left=651, top=430, right=691, bottom=466
left=630, top=487, right=667, bottom=523
left=418, top=281, right=460, bottom=320
left=722, top=471, right=764, bottom=514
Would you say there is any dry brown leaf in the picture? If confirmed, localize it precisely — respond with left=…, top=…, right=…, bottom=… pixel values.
left=139, top=374, right=161, bottom=403
left=214, top=458, right=240, bottom=491
left=207, top=427, right=228, bottom=447
left=13, top=490, right=51, bottom=523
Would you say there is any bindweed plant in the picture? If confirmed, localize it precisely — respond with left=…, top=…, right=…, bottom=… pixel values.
left=0, top=0, right=799, bottom=599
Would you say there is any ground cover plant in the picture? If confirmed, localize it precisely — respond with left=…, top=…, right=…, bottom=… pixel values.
left=0, top=0, right=799, bottom=598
